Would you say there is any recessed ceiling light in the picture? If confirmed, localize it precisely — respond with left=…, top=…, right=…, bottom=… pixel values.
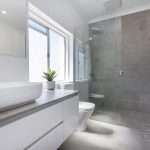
left=1, top=10, right=7, bottom=15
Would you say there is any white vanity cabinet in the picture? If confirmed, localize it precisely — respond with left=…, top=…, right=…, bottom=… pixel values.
left=0, top=94, right=79, bottom=150
left=63, top=95, right=79, bottom=141
left=28, top=124, right=63, bottom=150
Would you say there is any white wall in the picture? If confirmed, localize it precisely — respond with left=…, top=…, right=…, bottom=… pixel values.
left=0, top=0, right=28, bottom=82
left=0, top=55, right=28, bottom=82
left=30, top=0, right=89, bottom=41
left=0, top=0, right=88, bottom=82
left=0, top=21, right=26, bottom=57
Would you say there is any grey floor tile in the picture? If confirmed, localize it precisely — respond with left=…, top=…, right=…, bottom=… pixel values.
left=121, top=118, right=146, bottom=130
left=91, top=108, right=122, bottom=125
left=142, top=141, right=150, bottom=150
left=121, top=110, right=143, bottom=120
left=59, top=119, right=143, bottom=150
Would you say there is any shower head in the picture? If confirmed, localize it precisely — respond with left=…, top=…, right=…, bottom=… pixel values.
left=90, top=27, right=104, bottom=35
left=85, top=37, right=93, bottom=45
left=88, top=37, right=93, bottom=41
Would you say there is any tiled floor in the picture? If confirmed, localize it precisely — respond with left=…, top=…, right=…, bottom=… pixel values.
left=59, top=107, right=150, bottom=150
left=91, top=107, right=150, bottom=149
left=59, top=119, right=144, bottom=150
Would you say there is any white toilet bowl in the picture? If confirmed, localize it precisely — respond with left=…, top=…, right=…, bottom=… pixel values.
left=58, top=84, right=95, bottom=131
left=77, top=101, right=95, bottom=131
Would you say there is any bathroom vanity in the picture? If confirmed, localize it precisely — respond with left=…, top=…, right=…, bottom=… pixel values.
left=0, top=89, right=79, bottom=150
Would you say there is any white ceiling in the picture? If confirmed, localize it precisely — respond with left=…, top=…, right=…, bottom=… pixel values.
left=71, top=0, right=150, bottom=23
left=0, top=0, right=27, bottom=28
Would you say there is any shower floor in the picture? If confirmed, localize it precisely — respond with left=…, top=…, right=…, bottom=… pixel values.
left=91, top=107, right=150, bottom=148
left=91, top=107, right=150, bottom=130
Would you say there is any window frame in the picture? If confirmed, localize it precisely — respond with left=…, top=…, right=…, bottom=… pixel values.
left=28, top=3, right=74, bottom=83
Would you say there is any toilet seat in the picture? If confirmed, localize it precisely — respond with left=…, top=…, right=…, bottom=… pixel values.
left=79, top=101, right=95, bottom=111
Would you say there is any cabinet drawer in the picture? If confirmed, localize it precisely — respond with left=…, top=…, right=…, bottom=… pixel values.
left=0, top=102, right=63, bottom=150
left=27, top=123, right=63, bottom=150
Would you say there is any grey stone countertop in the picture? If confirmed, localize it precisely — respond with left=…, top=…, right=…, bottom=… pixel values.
left=0, top=89, right=79, bottom=127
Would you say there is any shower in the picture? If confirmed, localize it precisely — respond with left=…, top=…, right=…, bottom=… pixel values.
left=85, top=37, right=93, bottom=45
left=90, top=27, right=104, bottom=35
left=85, top=27, right=104, bottom=45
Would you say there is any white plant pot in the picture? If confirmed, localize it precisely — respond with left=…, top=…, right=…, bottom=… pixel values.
left=46, top=81, right=55, bottom=90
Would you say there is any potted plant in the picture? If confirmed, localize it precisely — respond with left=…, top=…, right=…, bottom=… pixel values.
left=42, top=69, right=57, bottom=90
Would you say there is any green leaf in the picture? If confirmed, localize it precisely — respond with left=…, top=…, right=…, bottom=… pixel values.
left=42, top=69, right=57, bottom=81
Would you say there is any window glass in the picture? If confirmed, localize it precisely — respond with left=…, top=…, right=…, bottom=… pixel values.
left=28, top=19, right=47, bottom=34
left=49, top=30, right=66, bottom=82
left=29, top=28, right=48, bottom=82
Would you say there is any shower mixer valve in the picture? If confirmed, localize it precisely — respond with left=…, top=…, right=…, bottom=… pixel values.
left=119, top=70, right=124, bottom=76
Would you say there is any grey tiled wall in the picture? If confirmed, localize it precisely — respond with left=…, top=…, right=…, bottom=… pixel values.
left=90, top=10, right=150, bottom=112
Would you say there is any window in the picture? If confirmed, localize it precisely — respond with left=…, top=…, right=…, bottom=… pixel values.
left=29, top=19, right=72, bottom=83
left=49, top=30, right=66, bottom=82
left=29, top=21, right=48, bottom=82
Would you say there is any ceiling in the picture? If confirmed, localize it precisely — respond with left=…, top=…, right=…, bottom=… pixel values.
left=0, top=0, right=27, bottom=28
left=71, top=0, right=150, bottom=23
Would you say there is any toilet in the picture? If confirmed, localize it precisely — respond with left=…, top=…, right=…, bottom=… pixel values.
left=77, top=101, right=95, bottom=131
left=59, top=83, right=95, bottom=131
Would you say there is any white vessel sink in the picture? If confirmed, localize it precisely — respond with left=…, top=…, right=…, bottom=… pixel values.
left=0, top=82, right=42, bottom=111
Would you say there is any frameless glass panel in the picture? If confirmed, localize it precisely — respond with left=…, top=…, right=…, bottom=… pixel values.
left=28, top=19, right=47, bottom=34
left=75, top=45, right=79, bottom=80
left=49, top=30, right=65, bottom=82
left=29, top=28, right=48, bottom=82
left=79, top=51, right=85, bottom=80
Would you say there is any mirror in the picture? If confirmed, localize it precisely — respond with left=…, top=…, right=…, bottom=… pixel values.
left=0, top=0, right=27, bottom=57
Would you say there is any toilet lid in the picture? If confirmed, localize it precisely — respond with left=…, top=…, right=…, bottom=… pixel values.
left=79, top=101, right=95, bottom=111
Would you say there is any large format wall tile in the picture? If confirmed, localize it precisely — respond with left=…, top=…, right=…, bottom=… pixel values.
left=90, top=10, right=150, bottom=112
